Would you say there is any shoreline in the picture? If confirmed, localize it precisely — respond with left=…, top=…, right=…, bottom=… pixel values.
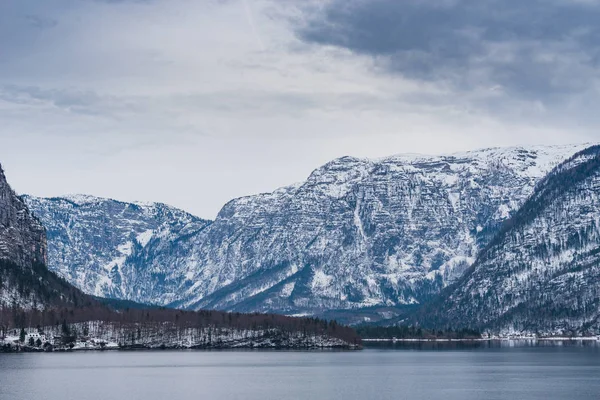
left=0, top=345, right=361, bottom=354
left=362, top=337, right=600, bottom=342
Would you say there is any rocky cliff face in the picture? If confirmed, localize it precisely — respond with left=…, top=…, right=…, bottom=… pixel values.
left=0, top=165, right=47, bottom=268
left=0, top=165, right=88, bottom=310
left=421, top=146, right=600, bottom=335
left=26, top=145, right=587, bottom=318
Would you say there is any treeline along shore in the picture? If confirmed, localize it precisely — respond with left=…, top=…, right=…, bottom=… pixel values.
left=0, top=306, right=362, bottom=352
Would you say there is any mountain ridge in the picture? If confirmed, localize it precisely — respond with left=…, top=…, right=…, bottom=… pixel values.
left=24, top=144, right=592, bottom=321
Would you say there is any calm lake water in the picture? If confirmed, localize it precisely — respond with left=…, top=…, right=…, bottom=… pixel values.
left=1, top=342, right=600, bottom=400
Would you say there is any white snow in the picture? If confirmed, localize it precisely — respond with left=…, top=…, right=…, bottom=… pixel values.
left=136, top=230, right=154, bottom=247
left=311, top=270, right=333, bottom=291
left=280, top=282, right=296, bottom=297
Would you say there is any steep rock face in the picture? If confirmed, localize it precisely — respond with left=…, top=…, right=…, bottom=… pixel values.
left=0, top=165, right=88, bottom=310
left=23, top=195, right=211, bottom=302
left=422, top=146, right=600, bottom=335
left=0, top=166, right=47, bottom=268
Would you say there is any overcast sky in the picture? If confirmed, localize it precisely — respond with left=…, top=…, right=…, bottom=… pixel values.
left=1, top=0, right=599, bottom=218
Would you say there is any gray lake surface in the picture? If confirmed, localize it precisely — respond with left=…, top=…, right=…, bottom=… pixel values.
left=1, top=342, right=600, bottom=400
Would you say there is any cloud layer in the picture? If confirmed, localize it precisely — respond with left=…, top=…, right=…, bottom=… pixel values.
left=0, top=0, right=597, bottom=217
left=298, top=0, right=600, bottom=123
left=300, top=0, right=600, bottom=94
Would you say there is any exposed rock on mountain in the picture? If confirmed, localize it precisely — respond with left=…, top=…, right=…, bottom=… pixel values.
left=26, top=145, right=587, bottom=317
left=0, top=166, right=46, bottom=268
left=420, top=145, right=600, bottom=335
left=23, top=195, right=211, bottom=303
left=0, top=165, right=88, bottom=309
left=172, top=145, right=586, bottom=316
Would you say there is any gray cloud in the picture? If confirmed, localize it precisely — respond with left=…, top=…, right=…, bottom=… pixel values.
left=0, top=84, right=154, bottom=125
left=298, top=0, right=600, bottom=100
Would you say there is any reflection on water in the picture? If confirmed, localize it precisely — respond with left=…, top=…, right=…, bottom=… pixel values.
left=1, top=345, right=600, bottom=400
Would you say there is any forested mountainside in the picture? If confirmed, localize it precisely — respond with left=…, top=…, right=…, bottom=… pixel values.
left=0, top=258, right=93, bottom=311
left=26, top=145, right=586, bottom=318
left=418, top=146, right=600, bottom=336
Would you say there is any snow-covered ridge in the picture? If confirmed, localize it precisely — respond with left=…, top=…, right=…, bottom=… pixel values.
left=224, top=145, right=593, bottom=207
left=309, top=143, right=591, bottom=170
left=378, top=143, right=592, bottom=164
left=56, top=193, right=187, bottom=212
left=60, top=194, right=105, bottom=205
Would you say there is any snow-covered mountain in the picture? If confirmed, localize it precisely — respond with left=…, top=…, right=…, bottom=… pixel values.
left=170, top=145, right=587, bottom=315
left=23, top=195, right=211, bottom=303
left=25, top=144, right=588, bottom=317
left=0, top=167, right=358, bottom=346
left=419, top=145, right=600, bottom=335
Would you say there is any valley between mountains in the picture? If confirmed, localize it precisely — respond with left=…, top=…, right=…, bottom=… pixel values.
left=20, top=143, right=600, bottom=335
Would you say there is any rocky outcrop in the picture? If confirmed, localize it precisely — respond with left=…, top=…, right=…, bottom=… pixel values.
left=0, top=164, right=89, bottom=309
left=0, top=165, right=47, bottom=268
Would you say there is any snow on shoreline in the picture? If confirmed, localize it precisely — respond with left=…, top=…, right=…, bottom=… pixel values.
left=1, top=322, right=359, bottom=352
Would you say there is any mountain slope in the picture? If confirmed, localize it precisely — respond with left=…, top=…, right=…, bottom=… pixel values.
left=23, top=195, right=211, bottom=302
left=172, top=145, right=586, bottom=316
left=419, top=145, right=600, bottom=335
